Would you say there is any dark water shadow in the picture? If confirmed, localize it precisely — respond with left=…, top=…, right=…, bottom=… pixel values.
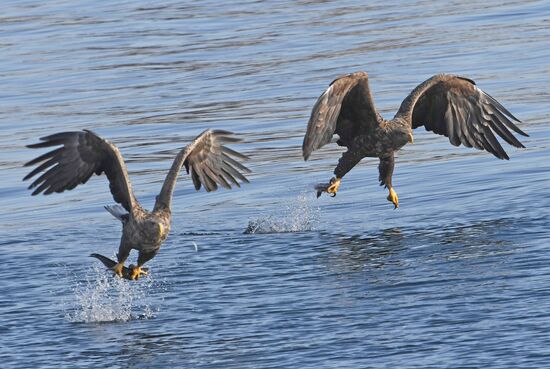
left=318, top=227, right=408, bottom=276
left=317, top=217, right=531, bottom=277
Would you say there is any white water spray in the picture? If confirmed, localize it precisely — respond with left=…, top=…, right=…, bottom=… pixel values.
left=65, top=264, right=158, bottom=323
left=245, top=192, right=320, bottom=234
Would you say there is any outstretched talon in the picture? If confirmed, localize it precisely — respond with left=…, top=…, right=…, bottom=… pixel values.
left=112, top=262, right=125, bottom=277
left=315, top=177, right=341, bottom=198
left=387, top=188, right=399, bottom=209
left=129, top=265, right=148, bottom=280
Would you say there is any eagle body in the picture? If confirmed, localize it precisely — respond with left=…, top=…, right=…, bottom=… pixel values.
left=342, top=118, right=411, bottom=157
left=117, top=208, right=171, bottom=265
left=24, top=129, right=250, bottom=279
left=303, top=72, right=528, bottom=206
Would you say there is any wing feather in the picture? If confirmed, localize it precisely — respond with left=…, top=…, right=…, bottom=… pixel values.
left=222, top=146, right=249, bottom=160
left=396, top=74, right=527, bottom=160
left=302, top=71, right=379, bottom=160
left=23, top=130, right=139, bottom=212
left=220, top=167, right=240, bottom=187
left=184, top=131, right=250, bottom=192
left=221, top=151, right=250, bottom=172
left=154, top=130, right=250, bottom=211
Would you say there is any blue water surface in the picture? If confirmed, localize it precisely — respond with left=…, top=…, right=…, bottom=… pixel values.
left=1, top=1, right=549, bottom=368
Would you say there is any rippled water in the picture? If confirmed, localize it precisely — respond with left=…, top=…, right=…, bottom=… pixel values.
left=1, top=1, right=549, bottom=368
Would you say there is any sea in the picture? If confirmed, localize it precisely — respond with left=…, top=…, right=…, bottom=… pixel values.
left=1, top=1, right=549, bottom=368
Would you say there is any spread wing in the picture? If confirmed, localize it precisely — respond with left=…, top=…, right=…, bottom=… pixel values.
left=396, top=74, right=528, bottom=159
left=155, top=130, right=250, bottom=210
left=302, top=71, right=379, bottom=160
left=23, top=130, right=139, bottom=213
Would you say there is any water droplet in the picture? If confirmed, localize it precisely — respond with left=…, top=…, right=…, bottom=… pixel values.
left=64, top=264, right=159, bottom=323
left=245, top=192, right=320, bottom=234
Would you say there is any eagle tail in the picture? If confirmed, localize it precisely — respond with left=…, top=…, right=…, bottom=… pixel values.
left=104, top=204, right=128, bottom=222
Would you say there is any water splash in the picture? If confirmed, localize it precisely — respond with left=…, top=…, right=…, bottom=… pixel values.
left=245, top=192, right=320, bottom=234
left=65, top=264, right=159, bottom=323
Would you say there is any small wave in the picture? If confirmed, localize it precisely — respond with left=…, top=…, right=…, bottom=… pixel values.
left=65, top=264, right=159, bottom=323
left=245, top=192, right=320, bottom=234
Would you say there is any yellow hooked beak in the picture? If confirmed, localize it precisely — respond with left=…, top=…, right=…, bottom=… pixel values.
left=408, top=132, right=414, bottom=144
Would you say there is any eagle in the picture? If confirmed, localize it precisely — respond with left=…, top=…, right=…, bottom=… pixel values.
left=303, top=72, right=528, bottom=208
left=24, top=129, right=250, bottom=280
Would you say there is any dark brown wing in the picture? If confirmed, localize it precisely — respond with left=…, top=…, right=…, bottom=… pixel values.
left=302, top=71, right=379, bottom=160
left=396, top=74, right=528, bottom=160
left=184, top=130, right=250, bottom=191
left=23, top=130, right=139, bottom=213
left=154, top=130, right=250, bottom=211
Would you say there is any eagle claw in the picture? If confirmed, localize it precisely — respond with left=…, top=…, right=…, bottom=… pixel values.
left=129, top=266, right=148, bottom=280
left=387, top=188, right=399, bottom=209
left=315, top=177, right=341, bottom=198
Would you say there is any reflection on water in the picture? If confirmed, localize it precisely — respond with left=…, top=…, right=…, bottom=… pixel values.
left=322, top=228, right=407, bottom=272
left=319, top=218, right=523, bottom=290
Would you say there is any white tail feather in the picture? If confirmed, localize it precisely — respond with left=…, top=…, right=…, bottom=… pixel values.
left=104, top=204, right=128, bottom=221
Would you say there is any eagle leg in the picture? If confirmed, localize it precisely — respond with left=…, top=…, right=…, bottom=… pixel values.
left=315, top=177, right=341, bottom=198
left=315, top=147, right=362, bottom=198
left=112, top=262, right=125, bottom=277
left=113, top=242, right=131, bottom=278
left=379, top=154, right=398, bottom=209
left=129, top=249, right=158, bottom=280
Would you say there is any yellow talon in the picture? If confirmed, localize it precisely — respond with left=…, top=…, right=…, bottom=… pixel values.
left=315, top=177, right=342, bottom=198
left=130, top=266, right=147, bottom=280
left=327, top=178, right=341, bottom=196
left=112, top=262, right=125, bottom=277
left=387, top=188, right=399, bottom=209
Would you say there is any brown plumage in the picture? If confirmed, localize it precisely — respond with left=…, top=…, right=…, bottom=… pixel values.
left=303, top=72, right=528, bottom=208
left=24, top=129, right=250, bottom=279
